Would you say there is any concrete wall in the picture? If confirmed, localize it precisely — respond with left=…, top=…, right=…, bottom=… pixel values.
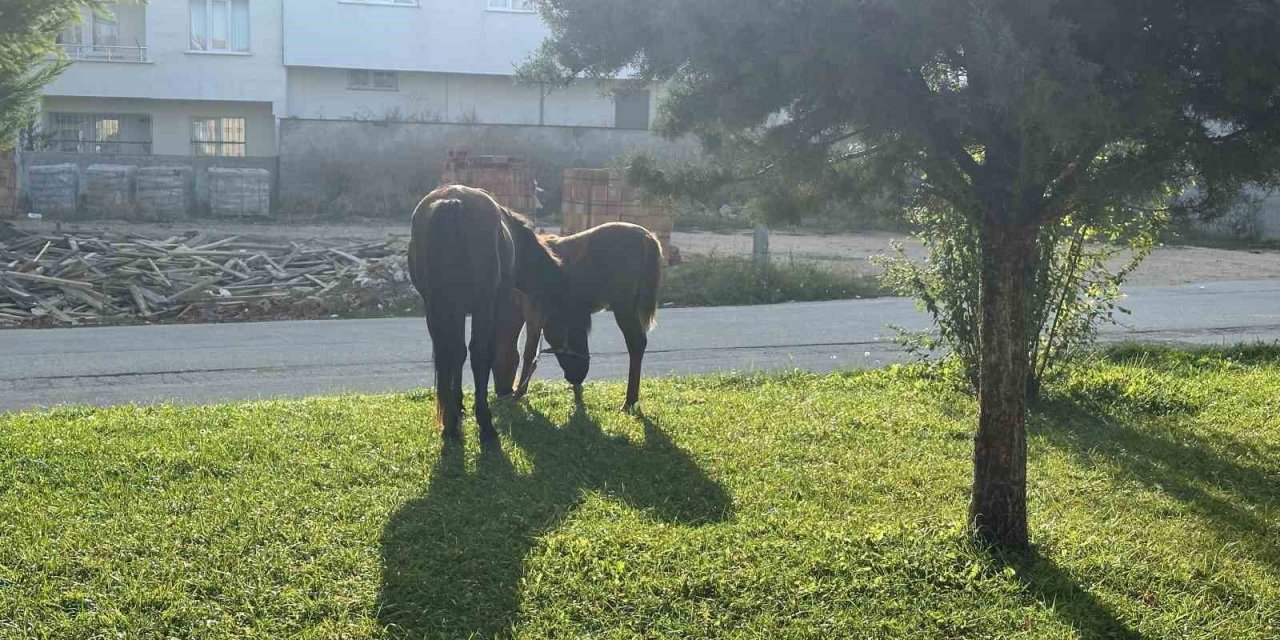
left=1200, top=188, right=1280, bottom=240
left=282, top=0, right=554, bottom=77
left=18, top=151, right=278, bottom=218
left=287, top=67, right=629, bottom=127
left=46, top=0, right=287, bottom=114
left=1258, top=193, right=1280, bottom=239
left=42, top=97, right=278, bottom=157
left=278, top=119, right=698, bottom=217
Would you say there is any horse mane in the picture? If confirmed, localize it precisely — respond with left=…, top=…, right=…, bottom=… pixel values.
left=503, top=206, right=565, bottom=299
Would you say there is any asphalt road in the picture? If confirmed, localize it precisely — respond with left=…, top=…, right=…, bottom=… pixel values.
left=2, top=279, right=1278, bottom=413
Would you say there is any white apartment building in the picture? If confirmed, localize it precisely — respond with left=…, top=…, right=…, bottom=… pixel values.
left=39, top=0, right=654, bottom=159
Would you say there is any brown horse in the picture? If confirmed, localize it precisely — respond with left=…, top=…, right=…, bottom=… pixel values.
left=494, top=222, right=662, bottom=411
left=409, top=185, right=563, bottom=444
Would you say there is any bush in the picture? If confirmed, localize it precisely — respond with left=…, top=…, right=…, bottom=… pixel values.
left=874, top=205, right=1164, bottom=396
left=662, top=256, right=886, bottom=307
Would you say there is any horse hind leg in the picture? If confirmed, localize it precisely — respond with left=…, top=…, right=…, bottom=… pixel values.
left=429, top=311, right=467, bottom=439
left=470, top=299, right=501, bottom=445
left=613, top=306, right=649, bottom=413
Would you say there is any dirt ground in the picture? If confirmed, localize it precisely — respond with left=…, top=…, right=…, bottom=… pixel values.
left=12, top=218, right=1280, bottom=287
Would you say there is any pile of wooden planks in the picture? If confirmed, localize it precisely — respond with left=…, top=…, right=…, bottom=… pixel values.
left=0, top=222, right=415, bottom=327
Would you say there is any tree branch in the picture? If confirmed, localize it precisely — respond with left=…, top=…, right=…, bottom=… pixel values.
left=1038, top=140, right=1107, bottom=221
left=830, top=146, right=881, bottom=164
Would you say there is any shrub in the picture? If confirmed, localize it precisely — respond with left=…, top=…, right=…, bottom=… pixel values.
left=662, top=256, right=886, bottom=307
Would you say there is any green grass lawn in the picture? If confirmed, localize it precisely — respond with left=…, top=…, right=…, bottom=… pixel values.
left=2, top=347, right=1277, bottom=639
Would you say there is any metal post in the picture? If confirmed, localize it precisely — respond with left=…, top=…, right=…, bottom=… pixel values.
left=753, top=223, right=770, bottom=268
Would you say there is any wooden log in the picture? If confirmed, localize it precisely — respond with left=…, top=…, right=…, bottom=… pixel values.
left=5, top=271, right=96, bottom=291
left=167, top=277, right=219, bottom=303
left=128, top=284, right=151, bottom=316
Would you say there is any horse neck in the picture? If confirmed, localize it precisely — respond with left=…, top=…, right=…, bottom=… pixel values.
left=511, top=223, right=564, bottom=302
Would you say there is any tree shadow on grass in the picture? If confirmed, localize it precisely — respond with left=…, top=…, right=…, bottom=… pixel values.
left=1031, top=398, right=1280, bottom=569
left=377, top=405, right=733, bottom=638
left=985, top=545, right=1144, bottom=640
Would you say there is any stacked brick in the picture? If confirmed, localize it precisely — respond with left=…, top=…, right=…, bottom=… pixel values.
left=440, top=150, right=538, bottom=214
left=561, top=168, right=675, bottom=254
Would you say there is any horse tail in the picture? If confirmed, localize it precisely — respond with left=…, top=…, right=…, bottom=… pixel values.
left=637, top=233, right=663, bottom=332
left=409, top=197, right=466, bottom=293
left=429, top=198, right=466, bottom=244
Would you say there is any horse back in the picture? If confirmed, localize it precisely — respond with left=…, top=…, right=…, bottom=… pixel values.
left=409, top=185, right=515, bottom=313
left=551, top=222, right=662, bottom=324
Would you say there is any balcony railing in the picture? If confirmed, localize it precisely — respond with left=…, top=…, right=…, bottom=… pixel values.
left=58, top=44, right=148, bottom=63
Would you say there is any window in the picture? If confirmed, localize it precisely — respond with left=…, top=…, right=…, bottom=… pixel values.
left=614, top=89, right=651, bottom=130
left=192, top=117, right=247, bottom=157
left=57, top=22, right=83, bottom=46
left=93, top=4, right=119, bottom=47
left=348, top=69, right=399, bottom=91
left=190, top=0, right=249, bottom=53
left=487, top=0, right=537, bottom=12
left=49, top=113, right=152, bottom=155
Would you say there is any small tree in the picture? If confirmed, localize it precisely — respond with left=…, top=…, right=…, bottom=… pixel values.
left=526, top=0, right=1280, bottom=546
left=0, top=0, right=100, bottom=149
left=876, top=201, right=1164, bottom=397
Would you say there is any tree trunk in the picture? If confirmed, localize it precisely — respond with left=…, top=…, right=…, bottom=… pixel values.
left=969, top=219, right=1036, bottom=547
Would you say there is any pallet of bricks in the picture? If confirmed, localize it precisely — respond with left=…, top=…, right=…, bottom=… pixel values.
left=0, top=150, right=15, bottom=219
left=440, top=150, right=537, bottom=214
left=562, top=168, right=678, bottom=263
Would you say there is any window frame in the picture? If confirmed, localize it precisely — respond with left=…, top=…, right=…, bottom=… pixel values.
left=486, top=0, right=537, bottom=13
left=191, top=116, right=248, bottom=157
left=348, top=69, right=400, bottom=92
left=339, top=0, right=419, bottom=6
left=189, top=0, right=251, bottom=55
left=48, top=112, right=153, bottom=155
left=92, top=3, right=119, bottom=47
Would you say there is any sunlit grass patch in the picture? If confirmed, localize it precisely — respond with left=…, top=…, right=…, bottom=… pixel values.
left=1, top=349, right=1277, bottom=638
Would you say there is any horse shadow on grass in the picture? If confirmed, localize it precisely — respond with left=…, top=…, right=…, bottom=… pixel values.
left=377, top=404, right=733, bottom=638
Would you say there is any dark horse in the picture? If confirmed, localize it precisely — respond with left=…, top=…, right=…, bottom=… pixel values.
left=408, top=185, right=562, bottom=443
left=494, top=222, right=663, bottom=412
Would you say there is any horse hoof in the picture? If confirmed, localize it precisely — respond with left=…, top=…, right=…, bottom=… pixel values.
left=441, top=427, right=463, bottom=441
left=622, top=403, right=641, bottom=416
left=479, top=427, right=500, bottom=446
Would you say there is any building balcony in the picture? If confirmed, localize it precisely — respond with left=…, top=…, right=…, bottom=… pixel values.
left=56, top=2, right=148, bottom=63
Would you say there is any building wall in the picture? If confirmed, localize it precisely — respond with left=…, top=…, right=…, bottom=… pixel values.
left=43, top=96, right=278, bottom=157
left=45, top=0, right=287, bottom=113
left=278, top=118, right=698, bottom=217
left=287, top=67, right=625, bottom=127
left=282, top=0, right=554, bottom=77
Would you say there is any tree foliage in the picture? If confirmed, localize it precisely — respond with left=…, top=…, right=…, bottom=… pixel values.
left=526, top=0, right=1280, bottom=546
left=0, top=0, right=100, bottom=150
